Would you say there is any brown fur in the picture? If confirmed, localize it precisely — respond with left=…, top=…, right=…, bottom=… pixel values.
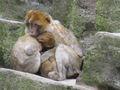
left=25, top=10, right=83, bottom=57
left=40, top=56, right=56, bottom=77
left=37, top=32, right=55, bottom=52
left=25, top=10, right=51, bottom=32
left=39, top=48, right=58, bottom=80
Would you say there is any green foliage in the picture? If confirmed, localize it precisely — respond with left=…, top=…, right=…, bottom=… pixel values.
left=96, top=14, right=111, bottom=31
left=0, top=22, right=24, bottom=68
left=0, top=70, right=78, bottom=90
left=0, top=0, right=51, bottom=20
left=65, top=0, right=85, bottom=39
left=0, top=0, right=86, bottom=39
left=50, top=0, right=85, bottom=39
left=0, top=0, right=29, bottom=20
left=80, top=49, right=101, bottom=86
left=96, top=0, right=120, bottom=32
left=80, top=33, right=120, bottom=88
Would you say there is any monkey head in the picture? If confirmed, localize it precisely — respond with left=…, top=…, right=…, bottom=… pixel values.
left=24, top=10, right=51, bottom=37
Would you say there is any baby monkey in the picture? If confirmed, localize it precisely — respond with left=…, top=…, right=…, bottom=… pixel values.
left=37, top=31, right=55, bottom=52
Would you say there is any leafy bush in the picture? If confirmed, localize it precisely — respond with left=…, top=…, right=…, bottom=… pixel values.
left=0, top=0, right=27, bottom=20
left=65, top=0, right=85, bottom=39
left=0, top=22, right=24, bottom=68
left=0, top=0, right=86, bottom=39
left=96, top=0, right=120, bottom=32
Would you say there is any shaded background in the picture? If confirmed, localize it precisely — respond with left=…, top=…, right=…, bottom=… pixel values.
left=0, top=0, right=120, bottom=70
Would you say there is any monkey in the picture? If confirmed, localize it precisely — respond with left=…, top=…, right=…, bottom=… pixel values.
left=39, top=48, right=57, bottom=78
left=24, top=10, right=83, bottom=80
left=40, top=45, right=81, bottom=80
left=24, top=10, right=51, bottom=37
left=40, top=56, right=56, bottom=77
left=36, top=31, right=55, bottom=52
left=24, top=11, right=55, bottom=52
left=10, top=35, right=42, bottom=73
left=10, top=33, right=55, bottom=74
left=11, top=25, right=55, bottom=74
left=24, top=10, right=83, bottom=57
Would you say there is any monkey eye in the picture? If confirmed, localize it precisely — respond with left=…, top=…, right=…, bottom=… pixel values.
left=34, top=24, right=42, bottom=28
left=32, top=23, right=39, bottom=27
left=34, top=24, right=38, bottom=26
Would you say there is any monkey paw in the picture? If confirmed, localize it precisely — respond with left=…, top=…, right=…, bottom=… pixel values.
left=48, top=71, right=59, bottom=80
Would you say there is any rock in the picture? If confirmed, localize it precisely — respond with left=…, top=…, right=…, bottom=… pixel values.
left=77, top=32, right=120, bottom=90
left=79, top=33, right=95, bottom=55
left=78, top=0, right=96, bottom=22
left=0, top=68, right=98, bottom=90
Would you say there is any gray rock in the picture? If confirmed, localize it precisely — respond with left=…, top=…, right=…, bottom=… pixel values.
left=0, top=68, right=98, bottom=90
left=77, top=32, right=120, bottom=89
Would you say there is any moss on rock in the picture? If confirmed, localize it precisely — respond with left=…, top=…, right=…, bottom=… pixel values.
left=0, top=68, right=86, bottom=90
left=77, top=32, right=120, bottom=90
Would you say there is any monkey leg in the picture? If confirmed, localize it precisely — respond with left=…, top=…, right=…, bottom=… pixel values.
left=48, top=71, right=59, bottom=80
left=55, top=44, right=81, bottom=80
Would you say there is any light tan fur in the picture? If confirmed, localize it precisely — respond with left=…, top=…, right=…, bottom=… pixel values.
left=11, top=35, right=42, bottom=73
left=37, top=32, right=55, bottom=52
left=24, top=10, right=83, bottom=80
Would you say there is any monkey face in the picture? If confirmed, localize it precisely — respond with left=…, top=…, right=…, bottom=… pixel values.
left=25, top=23, right=40, bottom=37
left=25, top=10, right=51, bottom=37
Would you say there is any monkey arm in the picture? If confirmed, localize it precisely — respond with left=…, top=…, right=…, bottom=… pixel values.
left=40, top=48, right=56, bottom=63
left=55, top=44, right=82, bottom=80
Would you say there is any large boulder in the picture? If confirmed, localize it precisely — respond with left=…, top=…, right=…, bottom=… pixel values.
left=0, top=68, right=97, bottom=90
left=77, top=32, right=120, bottom=90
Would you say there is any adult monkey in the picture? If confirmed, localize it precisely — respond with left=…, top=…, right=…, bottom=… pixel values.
left=11, top=32, right=55, bottom=73
left=40, top=45, right=82, bottom=80
left=11, top=35, right=42, bottom=73
left=24, top=10, right=83, bottom=80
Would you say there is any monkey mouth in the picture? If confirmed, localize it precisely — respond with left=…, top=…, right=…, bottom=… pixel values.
left=29, top=32, right=39, bottom=37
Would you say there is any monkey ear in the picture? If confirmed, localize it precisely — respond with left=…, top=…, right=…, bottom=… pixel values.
left=45, top=17, right=51, bottom=23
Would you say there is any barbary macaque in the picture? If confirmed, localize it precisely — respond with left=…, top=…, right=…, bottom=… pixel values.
left=37, top=32, right=55, bottom=52
left=40, top=45, right=82, bottom=80
left=24, top=10, right=83, bottom=80
left=40, top=48, right=57, bottom=78
left=11, top=35, right=42, bottom=73
left=24, top=10, right=83, bottom=57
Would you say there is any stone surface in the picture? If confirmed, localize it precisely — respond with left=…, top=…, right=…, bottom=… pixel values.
left=77, top=32, right=120, bottom=89
left=0, top=68, right=98, bottom=90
